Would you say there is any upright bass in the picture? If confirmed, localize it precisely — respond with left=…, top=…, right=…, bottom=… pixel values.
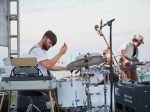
left=95, top=25, right=114, bottom=65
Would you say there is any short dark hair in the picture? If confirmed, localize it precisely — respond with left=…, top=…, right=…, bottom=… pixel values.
left=43, top=30, right=57, bottom=46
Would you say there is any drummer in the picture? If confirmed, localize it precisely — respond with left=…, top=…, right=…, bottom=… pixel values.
left=29, top=30, right=69, bottom=76
left=28, top=30, right=70, bottom=111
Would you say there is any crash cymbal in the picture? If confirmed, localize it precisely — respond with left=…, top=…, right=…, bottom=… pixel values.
left=67, top=53, right=106, bottom=69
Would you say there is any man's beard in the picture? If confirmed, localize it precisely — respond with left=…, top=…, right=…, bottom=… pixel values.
left=42, top=41, right=49, bottom=51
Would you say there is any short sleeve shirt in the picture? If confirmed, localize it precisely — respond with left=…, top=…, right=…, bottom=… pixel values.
left=29, top=44, right=48, bottom=76
left=118, top=41, right=139, bottom=59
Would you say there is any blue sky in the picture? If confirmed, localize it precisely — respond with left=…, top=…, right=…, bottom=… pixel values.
left=0, top=0, right=150, bottom=66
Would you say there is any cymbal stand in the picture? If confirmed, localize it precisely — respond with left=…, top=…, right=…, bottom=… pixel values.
left=83, top=66, right=92, bottom=112
left=96, top=69, right=110, bottom=112
left=26, top=97, right=41, bottom=112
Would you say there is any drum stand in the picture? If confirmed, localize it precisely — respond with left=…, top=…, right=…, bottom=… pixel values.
left=83, top=66, right=93, bottom=112
left=96, top=70, right=110, bottom=112
left=86, top=80, right=92, bottom=112
left=26, top=96, right=41, bottom=112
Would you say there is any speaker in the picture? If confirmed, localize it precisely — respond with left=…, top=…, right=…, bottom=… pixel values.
left=114, top=83, right=150, bottom=112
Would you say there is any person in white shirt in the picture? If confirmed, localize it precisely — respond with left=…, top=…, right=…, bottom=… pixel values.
left=118, top=34, right=145, bottom=81
left=29, top=30, right=69, bottom=76
left=18, top=30, right=70, bottom=112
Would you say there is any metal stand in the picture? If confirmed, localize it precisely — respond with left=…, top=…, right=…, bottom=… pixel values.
left=26, top=97, right=41, bottom=112
left=100, top=19, right=115, bottom=112
left=0, top=92, right=5, bottom=112
left=108, top=19, right=115, bottom=112
left=86, top=82, right=92, bottom=112
left=83, top=66, right=92, bottom=112
left=96, top=69, right=110, bottom=112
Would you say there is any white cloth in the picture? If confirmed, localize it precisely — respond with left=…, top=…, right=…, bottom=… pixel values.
left=29, top=44, right=48, bottom=76
left=118, top=41, right=139, bottom=59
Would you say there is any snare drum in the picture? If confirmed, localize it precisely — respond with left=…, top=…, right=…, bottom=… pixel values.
left=57, top=78, right=87, bottom=108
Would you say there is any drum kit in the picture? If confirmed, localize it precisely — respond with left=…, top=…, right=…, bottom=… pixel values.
left=56, top=53, right=114, bottom=112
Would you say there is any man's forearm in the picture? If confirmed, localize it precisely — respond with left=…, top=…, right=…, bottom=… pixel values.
left=50, top=65, right=68, bottom=70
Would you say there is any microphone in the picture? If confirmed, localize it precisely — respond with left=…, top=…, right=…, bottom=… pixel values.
left=100, top=18, right=115, bottom=29
left=107, top=19, right=115, bottom=23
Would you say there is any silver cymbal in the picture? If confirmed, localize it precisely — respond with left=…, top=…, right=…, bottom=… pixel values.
left=67, top=53, right=106, bottom=69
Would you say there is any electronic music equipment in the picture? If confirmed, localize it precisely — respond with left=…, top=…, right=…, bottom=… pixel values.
left=0, top=76, right=57, bottom=91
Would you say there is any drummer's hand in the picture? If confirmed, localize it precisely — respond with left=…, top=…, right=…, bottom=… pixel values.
left=59, top=43, right=67, bottom=55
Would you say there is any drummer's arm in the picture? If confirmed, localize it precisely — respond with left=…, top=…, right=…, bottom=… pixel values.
left=40, top=44, right=68, bottom=69
left=50, top=65, right=69, bottom=71
left=40, top=60, right=69, bottom=70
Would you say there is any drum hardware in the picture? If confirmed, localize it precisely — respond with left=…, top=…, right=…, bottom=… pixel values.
left=82, top=73, right=94, bottom=78
left=26, top=97, right=41, bottom=112
left=80, top=65, right=108, bottom=112
left=70, top=68, right=81, bottom=75
left=75, top=69, right=81, bottom=74
left=82, top=67, right=95, bottom=112
left=17, top=91, right=50, bottom=112
left=96, top=70, right=110, bottom=112
left=85, top=80, right=92, bottom=112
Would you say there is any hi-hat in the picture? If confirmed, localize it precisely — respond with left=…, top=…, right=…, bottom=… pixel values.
left=67, top=53, right=106, bottom=69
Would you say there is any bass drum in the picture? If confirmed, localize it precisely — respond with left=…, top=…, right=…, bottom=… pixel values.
left=57, top=78, right=87, bottom=108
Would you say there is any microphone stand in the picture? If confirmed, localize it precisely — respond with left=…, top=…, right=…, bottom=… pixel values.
left=101, top=19, right=115, bottom=112
left=108, top=19, right=114, bottom=112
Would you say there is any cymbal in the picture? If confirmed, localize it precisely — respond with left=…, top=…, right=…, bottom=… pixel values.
left=67, top=53, right=106, bottom=69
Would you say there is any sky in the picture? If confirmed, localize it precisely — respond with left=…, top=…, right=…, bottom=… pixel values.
left=0, top=0, right=150, bottom=67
